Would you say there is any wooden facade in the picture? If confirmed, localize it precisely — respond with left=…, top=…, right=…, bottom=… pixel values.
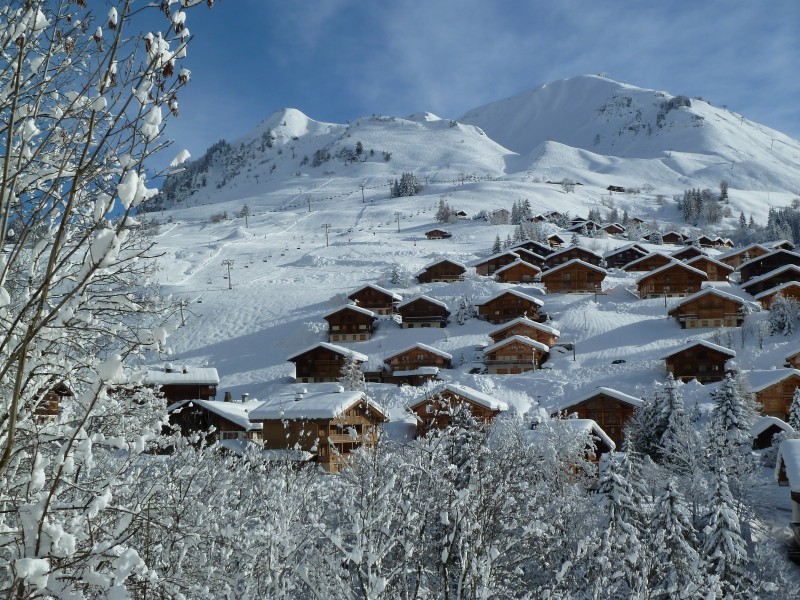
left=751, top=416, right=793, bottom=450
left=541, top=260, right=606, bottom=294
left=661, top=231, right=685, bottom=245
left=548, top=234, right=566, bottom=247
left=749, top=370, right=800, bottom=421
left=416, top=259, right=466, bottom=283
left=409, top=383, right=508, bottom=437
left=636, top=262, right=707, bottom=298
left=476, top=290, right=543, bottom=324
left=544, top=246, right=603, bottom=268
left=685, top=256, right=733, bottom=281
left=474, top=251, right=520, bottom=276
left=397, top=296, right=450, bottom=328
left=622, top=252, right=673, bottom=272
left=288, top=343, right=367, bottom=383
left=512, top=240, right=554, bottom=257
left=168, top=399, right=264, bottom=446
left=488, top=317, right=560, bottom=347
left=425, top=229, right=452, bottom=239
left=667, top=289, right=745, bottom=329
left=384, top=344, right=452, bottom=372
left=718, top=244, right=771, bottom=268
left=739, top=249, right=800, bottom=283
left=604, top=245, right=648, bottom=269
left=755, top=283, right=800, bottom=309
left=483, top=335, right=549, bottom=374
left=552, top=387, right=643, bottom=448
left=348, top=284, right=401, bottom=316
left=663, top=341, right=734, bottom=383
left=34, top=383, right=72, bottom=422
left=512, top=248, right=547, bottom=269
left=601, top=223, right=626, bottom=235
left=324, top=305, right=377, bottom=342
left=144, top=366, right=220, bottom=404
left=741, top=265, right=800, bottom=296
left=494, top=259, right=541, bottom=283
left=669, top=246, right=705, bottom=262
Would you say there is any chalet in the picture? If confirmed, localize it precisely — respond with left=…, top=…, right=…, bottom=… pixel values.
left=512, top=247, right=548, bottom=269
left=250, top=387, right=388, bottom=473
left=541, top=259, right=607, bottom=294
left=287, top=343, right=368, bottom=383
left=663, top=340, right=735, bottom=383
left=622, top=251, right=674, bottom=273
left=415, top=258, right=466, bottom=283
left=739, top=249, right=800, bottom=283
left=567, top=220, right=600, bottom=233
left=684, top=255, right=734, bottom=281
left=751, top=416, right=793, bottom=450
left=491, top=208, right=511, bottom=223
left=661, top=231, right=685, bottom=245
left=667, top=288, right=746, bottom=329
left=636, top=261, right=707, bottom=298
left=483, top=335, right=549, bottom=374
left=754, top=282, right=800, bottom=309
left=32, top=382, right=72, bottom=422
left=543, top=210, right=564, bottom=222
left=686, top=235, right=717, bottom=248
left=324, top=305, right=378, bottom=342
left=476, top=289, right=544, bottom=324
left=513, top=239, right=554, bottom=257
left=629, top=217, right=645, bottom=226
left=348, top=283, right=402, bottom=316
left=603, top=244, right=648, bottom=269
left=669, top=245, right=705, bottom=262
left=384, top=343, right=452, bottom=386
left=547, top=234, right=567, bottom=248
left=425, top=228, right=452, bottom=239
left=168, top=398, right=264, bottom=447
left=775, top=440, right=800, bottom=557
left=747, top=369, right=800, bottom=421
left=454, top=210, right=469, bottom=219
left=488, top=316, right=560, bottom=347
left=144, top=365, right=220, bottom=403
left=397, top=295, right=450, bottom=328
left=772, top=239, right=796, bottom=251
left=494, top=259, right=541, bottom=283
left=551, top=386, right=643, bottom=448
left=527, top=418, right=616, bottom=462
left=473, top=250, right=521, bottom=276
left=544, top=246, right=603, bottom=268
left=741, top=264, right=800, bottom=296
left=717, top=243, right=771, bottom=268
left=530, top=213, right=547, bottom=222
left=607, top=185, right=626, bottom=193
left=409, top=383, right=508, bottom=437
left=601, top=223, right=626, bottom=235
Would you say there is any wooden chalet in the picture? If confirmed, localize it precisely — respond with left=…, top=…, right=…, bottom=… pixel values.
left=772, top=240, right=796, bottom=251
left=250, top=388, right=388, bottom=473
left=662, top=340, right=735, bottom=383
left=488, top=316, right=560, bottom=347
left=348, top=283, right=402, bottom=316
left=751, top=416, right=793, bottom=450
left=686, top=235, right=717, bottom=248
left=512, top=247, right=548, bottom=269
left=717, top=243, right=771, bottom=269
left=636, top=261, right=707, bottom=298
left=747, top=369, right=800, bottom=421
left=684, top=255, right=733, bottom=281
left=775, top=440, right=800, bottom=552
left=491, top=208, right=510, bottom=223
left=415, top=258, right=466, bottom=283
left=324, top=305, right=378, bottom=342
left=474, top=250, right=520, bottom=276
left=168, top=398, right=265, bottom=447
left=287, top=343, right=368, bottom=383
left=483, top=335, right=549, bottom=374
left=607, top=185, right=626, bottom=193
left=512, top=240, right=554, bottom=257
left=494, top=259, right=541, bottom=283
left=741, top=265, right=800, bottom=296
left=661, top=231, right=686, bottom=245
left=603, top=244, right=648, bottom=269
left=409, top=383, right=508, bottom=437
left=476, top=289, right=544, bottom=324
left=425, top=228, right=452, bottom=239
left=622, top=251, right=674, bottom=273
left=669, top=245, right=705, bottom=262
left=551, top=386, right=643, bottom=448
left=547, top=234, right=567, bottom=248
left=383, top=343, right=452, bottom=386
left=397, top=295, right=450, bottom=328
left=541, top=259, right=607, bottom=294
left=629, top=217, right=645, bottom=226
left=33, top=382, right=72, bottom=422
left=544, top=246, right=603, bottom=268
left=755, top=282, right=800, bottom=309
left=567, top=220, right=600, bottom=233
left=144, top=365, right=220, bottom=403
left=667, top=288, right=745, bottom=329
left=601, top=223, right=626, bottom=235
left=739, top=249, right=800, bottom=283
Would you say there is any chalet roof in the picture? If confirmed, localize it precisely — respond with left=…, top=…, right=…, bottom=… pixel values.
left=167, top=399, right=264, bottom=431
left=786, top=346, right=800, bottom=362
left=635, top=260, right=707, bottom=284
left=744, top=368, right=800, bottom=393
left=475, top=289, right=544, bottom=307
left=415, top=258, right=467, bottom=275
left=661, top=339, right=736, bottom=360
left=250, top=389, right=387, bottom=422
left=323, top=304, right=377, bottom=319
left=776, top=439, right=800, bottom=492
left=667, top=287, right=745, bottom=311
left=144, top=366, right=220, bottom=386
left=771, top=239, right=796, bottom=250
left=742, top=265, right=800, bottom=290
left=552, top=386, right=644, bottom=413
left=621, top=251, right=673, bottom=270
left=753, top=281, right=800, bottom=301
left=483, top=335, right=550, bottom=354
left=751, top=415, right=793, bottom=438
left=601, top=222, right=626, bottom=230
left=488, top=316, right=560, bottom=338
left=547, top=246, right=603, bottom=261
left=470, top=250, right=519, bottom=267
left=685, top=255, right=734, bottom=271
left=512, top=240, right=551, bottom=253
left=494, top=259, right=541, bottom=275
left=738, top=248, right=800, bottom=271
left=410, top=383, right=509, bottom=412
left=349, top=283, right=402, bottom=302
left=286, top=342, right=368, bottom=363
left=548, top=234, right=567, bottom=242
left=542, top=258, right=607, bottom=276
left=397, top=294, right=449, bottom=310
left=525, top=418, right=616, bottom=452
left=385, top=343, right=453, bottom=362
left=716, top=243, right=771, bottom=261
left=393, top=367, right=440, bottom=377
left=603, top=243, right=647, bottom=259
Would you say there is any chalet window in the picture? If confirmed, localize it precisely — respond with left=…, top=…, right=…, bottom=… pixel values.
left=711, top=365, right=719, bottom=371
left=417, top=354, right=424, bottom=360
left=359, top=324, right=367, bottom=330
left=563, top=273, right=571, bottom=282
left=699, top=364, right=707, bottom=372
left=222, top=431, right=241, bottom=440
left=332, top=325, right=340, bottom=331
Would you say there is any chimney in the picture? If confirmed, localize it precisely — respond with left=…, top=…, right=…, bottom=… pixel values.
left=224, top=391, right=232, bottom=402
left=241, top=393, right=249, bottom=402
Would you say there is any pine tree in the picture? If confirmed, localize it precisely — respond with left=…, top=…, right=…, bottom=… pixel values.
left=338, top=353, right=367, bottom=392
left=707, top=371, right=759, bottom=474
left=435, top=197, right=452, bottom=223
left=570, top=232, right=580, bottom=247
left=739, top=211, right=747, bottom=231
left=789, top=387, right=800, bottom=430
left=768, top=293, right=799, bottom=335
left=513, top=224, right=525, bottom=243
left=492, top=235, right=502, bottom=254
left=510, top=200, right=521, bottom=225
left=503, top=234, right=513, bottom=249
left=239, top=203, right=251, bottom=227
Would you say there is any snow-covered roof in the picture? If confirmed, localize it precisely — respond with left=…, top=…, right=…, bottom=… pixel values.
left=685, top=255, right=734, bottom=271
left=488, top=316, right=560, bottom=338
left=323, top=304, right=377, bottom=319
left=471, top=250, right=519, bottom=266
left=741, top=265, right=800, bottom=290
left=776, top=439, right=800, bottom=492
left=771, top=239, right=796, bottom=249
left=167, top=399, right=264, bottom=431
left=716, top=243, right=770, bottom=260
left=542, top=258, right=607, bottom=276
left=397, top=294, right=449, bottom=310
left=410, top=383, right=508, bottom=412
left=476, top=289, right=544, bottom=307
left=385, top=342, right=453, bottom=361
left=602, top=243, right=647, bottom=258
left=415, top=258, right=467, bottom=275
left=662, top=339, right=736, bottom=360
left=621, top=251, right=673, bottom=270
left=250, top=389, right=387, bottom=421
left=551, top=386, right=643, bottom=413
left=751, top=415, right=793, bottom=438
left=744, top=368, right=800, bottom=393
left=144, top=366, right=220, bottom=386
left=560, top=419, right=616, bottom=451
left=635, top=260, right=707, bottom=284
left=668, top=287, right=745, bottom=310
left=494, top=259, right=541, bottom=275
left=484, top=335, right=550, bottom=354
left=286, top=342, right=368, bottom=362
left=349, top=283, right=402, bottom=301
left=739, top=248, right=800, bottom=271
left=753, top=281, right=800, bottom=300
left=393, top=367, right=440, bottom=377
left=786, top=346, right=800, bottom=362
left=547, top=246, right=603, bottom=260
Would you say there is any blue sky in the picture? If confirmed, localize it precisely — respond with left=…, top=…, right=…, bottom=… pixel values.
left=160, top=0, right=800, bottom=165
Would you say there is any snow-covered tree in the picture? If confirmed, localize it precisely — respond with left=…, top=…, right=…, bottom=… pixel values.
left=492, top=234, right=502, bottom=254
left=790, top=387, right=800, bottom=430
left=338, top=353, right=367, bottom=392
left=768, top=293, right=799, bottom=335
left=455, top=296, right=476, bottom=325
left=240, top=203, right=252, bottom=227
left=706, top=371, right=759, bottom=481
left=435, top=196, right=452, bottom=223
